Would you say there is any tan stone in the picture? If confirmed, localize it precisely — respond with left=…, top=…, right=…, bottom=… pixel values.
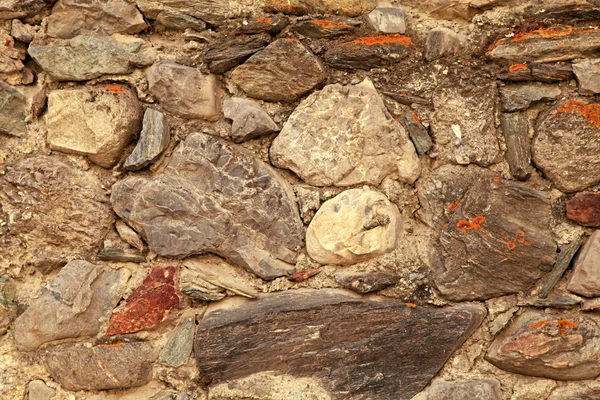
left=567, top=231, right=600, bottom=297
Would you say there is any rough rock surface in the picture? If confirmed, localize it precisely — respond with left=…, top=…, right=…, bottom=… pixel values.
left=111, top=133, right=304, bottom=280
left=0, top=82, right=26, bottom=136
left=501, top=112, right=532, bottom=181
left=135, top=0, right=247, bottom=23
left=10, top=20, right=34, bottom=43
left=306, top=188, right=401, bottom=265
left=324, top=34, right=413, bottom=70
left=115, top=220, right=145, bottom=250
left=223, top=97, right=278, bottom=143
left=123, top=108, right=170, bottom=171
left=567, top=192, right=600, bottom=227
left=155, top=11, right=206, bottom=31
left=158, top=314, right=195, bottom=367
left=335, top=270, right=399, bottom=293
left=46, top=85, right=143, bottom=168
left=292, top=19, right=356, bottom=38
left=403, top=111, right=432, bottom=155
left=195, top=289, right=486, bottom=400
left=498, top=63, right=573, bottom=83
left=263, top=0, right=376, bottom=17
left=238, top=15, right=289, bottom=34
left=548, top=382, right=600, bottom=400
left=573, top=58, right=600, bottom=94
left=567, top=232, right=600, bottom=297
left=366, top=8, right=406, bottom=33
left=270, top=79, right=420, bottom=187
left=204, top=34, right=270, bottom=74
left=27, top=380, right=56, bottom=400
left=427, top=379, right=502, bottom=400
left=499, top=83, right=561, bottom=112
left=425, top=28, right=461, bottom=61
left=533, top=99, right=600, bottom=192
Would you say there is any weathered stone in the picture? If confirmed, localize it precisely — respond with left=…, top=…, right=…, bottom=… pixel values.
left=0, top=0, right=55, bottom=19
left=532, top=99, right=600, bottom=192
left=223, top=97, right=278, bottom=143
left=0, top=156, right=113, bottom=269
left=384, top=91, right=431, bottom=106
left=530, top=3, right=600, bottom=24
left=10, top=19, right=34, bottom=43
left=294, top=184, right=320, bottom=223
left=204, top=34, right=270, bottom=74
left=0, top=33, right=25, bottom=74
left=511, top=378, right=556, bottom=400
left=28, top=35, right=155, bottom=81
left=403, top=111, right=432, bottom=155
left=45, top=342, right=157, bottom=391
left=499, top=83, right=561, bottom=112
left=539, top=237, right=584, bottom=299
left=115, top=220, right=145, bottom=250
left=111, top=133, right=303, bottom=280
left=0, top=82, right=26, bottom=136
left=123, top=108, right=169, bottom=171
left=147, top=61, right=220, bottom=120
left=231, top=38, right=326, bottom=102
left=501, top=112, right=531, bottom=181
left=46, top=0, right=147, bottom=39
left=27, top=380, right=56, bottom=400
left=292, top=19, right=356, bottom=38
left=263, top=0, right=376, bottom=17
left=366, top=7, right=405, bottom=34
left=425, top=28, right=461, bottom=61
left=107, top=266, right=180, bottom=335
left=486, top=311, right=600, bottom=380
left=582, top=297, right=600, bottom=311
left=288, top=267, right=323, bottom=283
left=435, top=178, right=557, bottom=301
left=335, top=270, right=399, bottom=293
left=567, top=192, right=600, bottom=227
left=573, top=58, right=600, bottom=94
left=431, top=80, right=500, bottom=166
left=524, top=297, right=581, bottom=309
left=238, top=15, right=289, bottom=35
left=195, top=289, right=486, bottom=400
left=270, top=79, right=420, bottom=186
left=498, top=63, right=573, bottom=83
left=14, top=260, right=129, bottom=351
left=427, top=379, right=502, bottom=400
left=46, top=85, right=143, bottom=168
left=155, top=12, right=206, bottom=31
left=135, top=0, right=245, bottom=23
left=159, top=314, right=195, bottom=367
left=98, top=247, right=146, bottom=263
left=567, top=231, right=600, bottom=297
left=325, top=34, right=413, bottom=70
left=548, top=382, right=600, bottom=400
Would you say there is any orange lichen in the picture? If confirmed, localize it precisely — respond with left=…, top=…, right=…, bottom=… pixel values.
left=105, top=85, right=123, bottom=93
left=352, top=34, right=413, bottom=47
left=412, top=112, right=420, bottom=123
left=309, top=19, right=350, bottom=29
left=529, top=319, right=580, bottom=336
left=405, top=302, right=417, bottom=307
left=444, top=199, right=462, bottom=213
left=255, top=17, right=272, bottom=23
left=556, top=100, right=600, bottom=128
left=509, top=63, right=528, bottom=72
left=282, top=37, right=298, bottom=41
left=99, top=342, right=125, bottom=347
left=487, top=25, right=599, bottom=54
left=492, top=176, right=501, bottom=182
left=456, top=216, right=486, bottom=232
left=517, top=230, right=533, bottom=245
left=502, top=230, right=533, bottom=249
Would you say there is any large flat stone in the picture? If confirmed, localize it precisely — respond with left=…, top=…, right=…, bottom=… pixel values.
left=0, top=82, right=26, bottom=137
left=263, top=0, right=376, bottom=16
left=324, top=34, right=413, bottom=71
left=499, top=83, right=561, bottom=112
left=135, top=0, right=248, bottom=23
left=567, top=231, right=600, bottom=297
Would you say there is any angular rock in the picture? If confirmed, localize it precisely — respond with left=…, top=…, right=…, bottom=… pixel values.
left=524, top=297, right=581, bottom=309
left=403, top=111, right=432, bottom=155
left=46, top=85, right=143, bottom=168
left=111, top=133, right=303, bottom=280
left=325, top=34, right=413, bottom=70
left=292, top=19, right=356, bottom=39
left=486, top=311, right=600, bottom=380
left=0, top=34, right=25, bottom=74
left=511, top=378, right=556, bottom=400
left=499, top=83, right=561, bottom=112
left=539, top=237, right=584, bottom=299
left=428, top=379, right=502, bottom=400
left=238, top=15, right=289, bottom=35
left=107, top=266, right=180, bottom=335
left=231, top=38, right=326, bottom=102
left=288, top=267, right=323, bottom=283
left=498, top=63, right=573, bottom=83
left=155, top=12, right=206, bottom=31
left=0, top=0, right=55, bottom=19
left=223, top=97, right=278, bottom=143
left=0, top=82, right=26, bottom=136
left=548, top=382, right=600, bottom=400
left=28, top=35, right=155, bottom=81
left=45, top=342, right=157, bottom=391
left=531, top=3, right=600, bottom=24
left=573, top=58, right=600, bottom=94
left=567, top=192, right=600, bottom=227
left=116, top=220, right=145, bottom=250
left=204, top=34, right=270, bottom=74
left=270, top=79, right=420, bottom=186
left=135, top=0, right=244, bottom=23
left=532, top=99, right=600, bottom=192
left=306, top=188, right=401, bottom=265
left=195, top=289, right=486, bottom=400
left=582, top=297, right=600, bottom=311
left=28, top=380, right=56, bottom=400
left=14, top=260, right=129, bottom=351
left=10, top=19, right=34, bottom=43
left=435, top=178, right=557, bottom=301
left=46, top=0, right=147, bottom=39
left=98, top=247, right=146, bottom=263
left=366, top=7, right=406, bottom=34
left=147, top=61, right=220, bottom=120
left=335, top=270, right=399, bottom=293
left=501, top=112, right=531, bottom=181
left=159, top=314, right=195, bottom=367
left=123, top=108, right=170, bottom=171
left=567, top=231, right=600, bottom=297
left=263, top=0, right=376, bottom=17
left=425, top=28, right=461, bottom=61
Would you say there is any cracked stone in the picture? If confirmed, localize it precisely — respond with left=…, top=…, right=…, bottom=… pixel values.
left=204, top=34, right=270, bottom=74
left=223, top=97, right=278, bottom=143
left=324, top=34, right=413, bottom=71
left=123, top=108, right=170, bottom=171
left=499, top=83, right=561, bottom=112
left=0, top=82, right=26, bottom=137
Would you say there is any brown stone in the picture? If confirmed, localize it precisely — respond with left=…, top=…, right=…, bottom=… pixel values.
left=548, top=382, right=600, bottom=400
left=499, top=83, right=560, bottom=112
left=0, top=82, right=26, bottom=137
left=500, top=112, right=531, bottom=181
left=288, top=267, right=323, bottom=283
left=425, top=28, right=461, bottom=61
left=263, top=0, right=376, bottom=17
left=238, top=16, right=289, bottom=35
left=530, top=3, right=600, bottom=24
left=498, top=63, right=573, bottom=83
left=567, top=192, right=600, bottom=227
left=567, top=231, right=600, bottom=297
left=204, top=34, right=270, bottom=74
left=581, top=297, right=600, bottom=312
left=292, top=19, right=356, bottom=39
left=324, top=34, right=413, bottom=71
left=428, top=379, right=502, bottom=400
left=0, top=0, right=55, bottom=19
left=335, top=270, right=399, bottom=293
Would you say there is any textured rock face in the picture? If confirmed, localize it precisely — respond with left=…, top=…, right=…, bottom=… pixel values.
left=499, top=83, right=561, bottom=112
left=0, top=0, right=55, bottom=19
left=0, top=82, right=26, bottom=136
left=14, top=260, right=129, bottom=351
left=263, top=0, right=376, bottom=16
left=135, top=0, right=245, bottom=22
left=46, top=85, right=143, bottom=168
left=204, top=34, right=270, bottom=74
left=567, top=192, right=600, bottom=227
left=486, top=311, right=600, bottom=380
left=366, top=8, right=406, bottom=33
left=158, top=314, right=195, bottom=367
left=123, top=108, right=170, bottom=171
left=238, top=15, right=289, bottom=34
left=335, top=270, right=399, bottom=293
left=425, top=28, right=461, bottom=61
left=548, top=382, right=600, bottom=400
left=195, top=289, right=486, bottom=400
left=501, top=112, right=532, bottom=181
left=231, top=38, right=326, bottom=102
left=292, top=19, right=356, bottom=38
left=223, top=97, right=278, bottom=143
left=567, top=231, right=600, bottom=297
left=306, top=188, right=401, bottom=265
left=324, top=35, right=413, bottom=70
left=111, top=133, right=303, bottom=280
left=573, top=58, right=600, bottom=94
left=435, top=178, right=557, bottom=301
left=533, top=99, right=600, bottom=193
left=428, top=379, right=502, bottom=400
left=27, top=380, right=56, bottom=400
left=270, top=79, right=420, bottom=187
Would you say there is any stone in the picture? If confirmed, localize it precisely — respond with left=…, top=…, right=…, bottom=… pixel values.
left=45, top=342, right=157, bottom=391
left=499, top=83, right=561, bottom=112
left=115, top=220, right=145, bottom=250
left=46, top=0, right=147, bottom=39
left=292, top=19, right=356, bottom=39
left=147, top=61, right=220, bottom=120
left=46, top=85, right=143, bottom=168
left=427, top=379, right=502, bottom=400
left=155, top=12, right=206, bottom=31
left=270, top=79, right=420, bottom=187
left=195, top=289, right=485, bottom=400
left=231, top=38, right=326, bottom=103
left=335, top=270, right=399, bottom=293
left=238, top=16, right=289, bottom=35
left=435, top=178, right=557, bottom=301
left=306, top=188, right=401, bottom=265
left=0, top=0, right=54, bottom=19
left=14, top=260, right=129, bottom=351
left=28, top=380, right=56, bottom=400
left=135, top=0, right=245, bottom=24
left=573, top=58, right=600, bottom=94
left=530, top=3, right=600, bottom=24
left=223, top=97, right=278, bottom=143
left=28, top=35, right=155, bottom=81
left=98, top=247, right=146, bottom=263
left=123, top=108, right=170, bottom=171
left=324, top=34, right=413, bottom=70
left=107, top=266, right=180, bottom=335
left=0, top=82, right=26, bottom=136
left=501, top=112, right=531, bottom=181
left=511, top=378, right=556, bottom=400
left=532, top=99, right=600, bottom=192
left=567, top=231, right=600, bottom=297
left=159, top=314, right=195, bottom=367
left=0, top=34, right=25, bottom=74
left=366, top=7, right=405, bottom=33
left=11, top=19, right=34, bottom=43
left=581, top=297, right=600, bottom=311
left=486, top=311, right=600, bottom=380
left=204, top=34, right=270, bottom=75
left=294, top=184, right=320, bottom=223
left=0, top=156, right=113, bottom=270
left=548, top=382, right=600, bottom=400
left=567, top=192, right=600, bottom=227
left=539, top=237, right=584, bottom=299
left=431, top=80, right=500, bottom=166
left=288, top=267, right=323, bottom=283
left=111, top=133, right=303, bottom=280
left=384, top=91, right=431, bottom=106
left=498, top=63, right=573, bottom=83
left=403, top=111, right=432, bottom=155
left=263, top=0, right=376, bottom=17
left=425, top=28, right=461, bottom=61
left=524, top=297, right=581, bottom=309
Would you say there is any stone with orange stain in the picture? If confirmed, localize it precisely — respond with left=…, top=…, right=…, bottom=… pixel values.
left=263, top=0, right=376, bottom=17
left=204, top=33, right=270, bottom=74
left=567, top=192, right=600, bottom=228
left=293, top=19, right=355, bottom=39
left=366, top=7, right=406, bottom=34
left=568, top=231, right=600, bottom=297
left=324, top=34, right=413, bottom=70
left=238, top=15, right=289, bottom=35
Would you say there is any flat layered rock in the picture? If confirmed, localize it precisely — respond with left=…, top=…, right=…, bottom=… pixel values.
left=403, top=111, right=432, bottom=155
left=573, top=58, right=600, bottom=94
left=231, top=38, right=326, bottom=102
left=548, top=382, right=600, bottom=400
left=263, top=0, right=376, bottom=17
left=292, top=19, right=356, bottom=39
left=501, top=112, right=531, bottom=181
left=499, top=83, right=560, bottom=112
left=0, top=0, right=55, bottom=19
left=270, top=79, right=420, bottom=186
left=223, top=97, right=278, bottom=143
left=325, top=34, right=413, bottom=70
left=204, top=34, right=270, bottom=74
left=195, top=289, right=486, bottom=400
left=335, top=270, right=399, bottom=293
left=425, top=28, right=461, bottom=61
left=238, top=16, right=289, bottom=35
left=123, top=108, right=170, bottom=171
left=567, top=231, right=600, bottom=297
left=367, top=7, right=405, bottom=33
left=0, top=82, right=26, bottom=136
left=567, top=192, right=600, bottom=227
left=135, top=0, right=248, bottom=23
left=111, top=133, right=303, bottom=280
left=498, top=63, right=573, bottom=82
left=435, top=178, right=557, bottom=301
left=158, top=314, right=195, bottom=367
left=155, top=11, right=206, bottom=31
left=428, top=379, right=502, bottom=400
left=532, top=99, right=600, bottom=192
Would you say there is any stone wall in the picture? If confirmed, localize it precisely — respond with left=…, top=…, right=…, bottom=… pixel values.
left=1, top=0, right=600, bottom=399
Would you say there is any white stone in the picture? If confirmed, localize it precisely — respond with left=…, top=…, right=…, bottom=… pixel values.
left=366, top=7, right=406, bottom=33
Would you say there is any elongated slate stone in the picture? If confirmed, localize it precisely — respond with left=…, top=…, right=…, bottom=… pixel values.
left=500, top=112, right=531, bottom=181
left=325, top=34, right=413, bottom=71
left=404, top=111, right=432, bottom=155
left=159, top=314, right=195, bottom=367
left=498, top=63, right=573, bottom=83
left=0, top=82, right=26, bottom=136
left=263, top=0, right=376, bottom=17
left=195, top=289, right=486, bottom=400
left=204, top=34, right=270, bottom=74
left=123, top=108, right=169, bottom=170
left=292, top=19, right=356, bottom=38
left=499, top=84, right=560, bottom=112
left=238, top=16, right=289, bottom=35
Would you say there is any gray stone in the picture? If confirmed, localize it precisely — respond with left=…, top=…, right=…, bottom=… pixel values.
left=10, top=19, right=34, bottom=43
left=135, top=0, right=245, bottom=23
left=573, top=58, right=600, bottom=94
left=499, top=83, right=561, bottom=112
left=425, top=28, right=461, bottom=61
left=123, top=108, right=169, bottom=170
left=568, top=231, right=600, bottom=297
left=111, top=133, right=303, bottom=280
left=511, top=378, right=556, bottom=400
left=335, top=270, right=399, bottom=293
left=27, top=380, right=56, bottom=400
left=428, top=379, right=502, bottom=400
left=270, top=79, right=420, bottom=187
left=263, top=0, right=376, bottom=17
left=155, top=12, right=206, bottom=31
left=403, top=111, right=432, bottom=155
left=147, top=61, right=220, bottom=120
left=366, top=7, right=406, bottom=33
left=115, top=220, right=145, bottom=250
left=501, top=112, right=531, bottom=181
left=46, top=85, right=143, bottom=168
left=13, top=260, right=130, bottom=351
left=28, top=35, right=155, bottom=81
left=0, top=82, right=26, bottom=136
left=204, top=34, right=270, bottom=75
left=498, top=63, right=573, bottom=83
left=159, top=314, right=195, bottom=367
left=231, top=38, right=326, bottom=103
left=98, top=247, right=146, bottom=263
left=223, top=97, right=278, bottom=143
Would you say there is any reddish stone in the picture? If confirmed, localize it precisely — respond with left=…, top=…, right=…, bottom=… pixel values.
left=567, top=192, right=600, bottom=227
left=107, top=266, right=180, bottom=335
left=324, top=34, right=413, bottom=70
left=287, top=267, right=323, bottom=282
